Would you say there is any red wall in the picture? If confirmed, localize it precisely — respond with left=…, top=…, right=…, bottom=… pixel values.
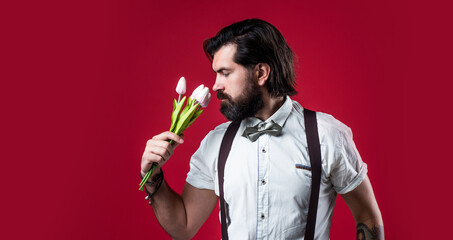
left=2, top=0, right=452, bottom=239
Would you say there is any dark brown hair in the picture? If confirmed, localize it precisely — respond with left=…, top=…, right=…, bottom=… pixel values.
left=203, top=18, right=297, bottom=97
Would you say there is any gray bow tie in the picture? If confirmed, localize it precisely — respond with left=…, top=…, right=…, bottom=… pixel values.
left=242, top=120, right=282, bottom=142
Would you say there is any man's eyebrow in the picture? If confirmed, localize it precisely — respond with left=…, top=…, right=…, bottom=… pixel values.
left=213, top=67, right=231, bottom=73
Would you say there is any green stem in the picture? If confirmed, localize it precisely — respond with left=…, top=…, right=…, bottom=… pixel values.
left=139, top=171, right=150, bottom=190
left=139, top=169, right=149, bottom=185
left=139, top=169, right=151, bottom=186
left=139, top=163, right=158, bottom=190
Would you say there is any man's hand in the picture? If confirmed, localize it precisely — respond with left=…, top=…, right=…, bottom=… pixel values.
left=139, top=132, right=218, bottom=240
left=141, top=131, right=184, bottom=177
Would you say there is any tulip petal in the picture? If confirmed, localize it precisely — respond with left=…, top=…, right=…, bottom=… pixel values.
left=195, top=87, right=211, bottom=108
left=176, top=77, right=186, bottom=95
left=191, top=84, right=204, bottom=99
left=200, top=91, right=211, bottom=108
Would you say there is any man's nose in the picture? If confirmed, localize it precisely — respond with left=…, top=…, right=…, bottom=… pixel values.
left=212, top=76, right=223, bottom=92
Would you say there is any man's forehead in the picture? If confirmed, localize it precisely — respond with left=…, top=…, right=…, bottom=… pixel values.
left=212, top=44, right=237, bottom=71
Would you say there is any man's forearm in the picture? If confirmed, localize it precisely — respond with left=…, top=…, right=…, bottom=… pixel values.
left=145, top=180, right=190, bottom=240
left=356, top=222, right=384, bottom=240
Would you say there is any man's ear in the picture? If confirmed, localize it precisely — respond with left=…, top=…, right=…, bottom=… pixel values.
left=254, top=63, right=270, bottom=86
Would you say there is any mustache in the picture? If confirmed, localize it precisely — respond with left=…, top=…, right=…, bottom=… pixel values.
left=216, top=91, right=231, bottom=101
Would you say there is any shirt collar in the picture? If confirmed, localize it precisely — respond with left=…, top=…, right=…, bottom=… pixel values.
left=243, top=95, right=292, bottom=128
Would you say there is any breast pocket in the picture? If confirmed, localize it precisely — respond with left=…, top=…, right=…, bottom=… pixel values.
left=291, top=160, right=312, bottom=193
left=295, top=163, right=312, bottom=178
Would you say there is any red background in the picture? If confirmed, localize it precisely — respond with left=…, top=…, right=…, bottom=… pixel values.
left=1, top=0, right=452, bottom=239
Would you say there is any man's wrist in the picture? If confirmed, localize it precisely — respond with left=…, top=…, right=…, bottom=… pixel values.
left=141, top=168, right=164, bottom=205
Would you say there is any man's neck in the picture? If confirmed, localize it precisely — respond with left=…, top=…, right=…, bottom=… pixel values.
left=254, top=95, right=286, bottom=121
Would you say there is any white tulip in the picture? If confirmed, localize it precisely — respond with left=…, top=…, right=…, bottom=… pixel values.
left=200, top=91, right=211, bottom=108
left=176, top=77, right=186, bottom=95
left=196, top=87, right=211, bottom=108
left=191, top=84, right=204, bottom=100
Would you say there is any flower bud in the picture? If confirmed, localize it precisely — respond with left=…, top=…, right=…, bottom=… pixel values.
left=191, top=84, right=204, bottom=99
left=176, top=77, right=186, bottom=95
left=200, top=91, right=211, bottom=108
left=196, top=87, right=211, bottom=108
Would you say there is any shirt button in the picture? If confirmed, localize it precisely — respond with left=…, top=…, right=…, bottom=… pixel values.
left=262, top=148, right=266, bottom=153
left=261, top=179, right=266, bottom=185
left=261, top=213, right=265, bottom=219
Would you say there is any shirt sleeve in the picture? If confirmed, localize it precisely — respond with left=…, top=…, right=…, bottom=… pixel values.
left=186, top=132, right=216, bottom=191
left=330, top=126, right=368, bottom=194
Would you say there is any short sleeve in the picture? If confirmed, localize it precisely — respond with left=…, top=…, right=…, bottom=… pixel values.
left=186, top=133, right=216, bottom=190
left=330, top=126, right=368, bottom=194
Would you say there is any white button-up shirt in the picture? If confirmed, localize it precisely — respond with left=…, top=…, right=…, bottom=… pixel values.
left=186, top=96, right=367, bottom=239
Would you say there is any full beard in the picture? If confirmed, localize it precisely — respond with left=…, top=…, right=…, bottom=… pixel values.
left=217, top=76, right=264, bottom=121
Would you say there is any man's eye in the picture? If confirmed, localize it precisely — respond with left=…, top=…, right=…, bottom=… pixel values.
left=223, top=73, right=230, bottom=77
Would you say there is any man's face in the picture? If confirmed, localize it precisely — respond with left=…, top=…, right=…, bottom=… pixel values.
left=212, top=44, right=264, bottom=121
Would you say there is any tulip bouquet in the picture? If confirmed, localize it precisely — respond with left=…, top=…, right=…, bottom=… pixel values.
left=139, top=77, right=211, bottom=190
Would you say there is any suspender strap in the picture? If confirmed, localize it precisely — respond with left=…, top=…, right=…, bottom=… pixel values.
left=303, top=108, right=322, bottom=240
left=218, top=120, right=241, bottom=240
left=218, top=109, right=321, bottom=240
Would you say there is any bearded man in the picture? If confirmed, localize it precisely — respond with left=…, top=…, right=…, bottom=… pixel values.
left=140, top=18, right=384, bottom=240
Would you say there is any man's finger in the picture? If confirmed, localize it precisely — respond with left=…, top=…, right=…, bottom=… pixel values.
left=148, top=139, right=171, bottom=150
left=169, top=134, right=185, bottom=149
left=152, top=131, right=184, bottom=144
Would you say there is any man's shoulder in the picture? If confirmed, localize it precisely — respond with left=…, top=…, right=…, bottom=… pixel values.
left=192, top=121, right=233, bottom=160
left=200, top=121, right=233, bottom=143
left=212, top=121, right=232, bottom=132
left=290, top=100, right=352, bottom=136
left=208, top=121, right=231, bottom=135
left=316, top=111, right=351, bottom=134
